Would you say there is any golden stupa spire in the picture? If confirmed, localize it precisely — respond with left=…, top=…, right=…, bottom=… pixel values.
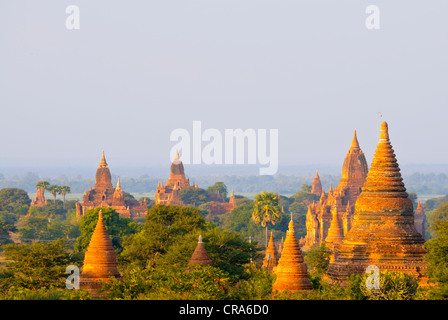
left=99, top=150, right=108, bottom=167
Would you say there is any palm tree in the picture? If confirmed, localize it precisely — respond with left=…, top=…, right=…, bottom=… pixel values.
left=36, top=180, right=50, bottom=193
left=48, top=185, right=61, bottom=209
left=252, top=191, right=282, bottom=248
left=59, top=185, right=71, bottom=209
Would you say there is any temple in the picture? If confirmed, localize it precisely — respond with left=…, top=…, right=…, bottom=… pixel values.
left=414, top=200, right=428, bottom=240
left=31, top=187, right=47, bottom=207
left=75, top=151, right=148, bottom=219
left=326, top=122, right=428, bottom=285
left=188, top=235, right=213, bottom=266
left=262, top=232, right=279, bottom=272
left=272, top=218, right=313, bottom=292
left=155, top=150, right=193, bottom=206
left=301, top=130, right=368, bottom=251
left=80, top=210, right=122, bottom=294
left=208, top=189, right=238, bottom=217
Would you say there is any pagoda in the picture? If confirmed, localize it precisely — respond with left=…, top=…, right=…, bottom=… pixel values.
left=188, top=235, right=213, bottom=266
left=80, top=210, right=122, bottom=294
left=311, top=171, right=322, bottom=196
left=272, top=218, right=313, bottom=292
left=75, top=151, right=147, bottom=219
left=262, top=232, right=279, bottom=272
left=302, top=130, right=368, bottom=251
left=155, top=149, right=193, bottom=206
left=414, top=200, right=428, bottom=241
left=31, top=188, right=47, bottom=207
left=326, top=122, right=428, bottom=285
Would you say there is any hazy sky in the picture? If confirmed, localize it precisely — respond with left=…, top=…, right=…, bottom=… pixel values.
left=1, top=1, right=447, bottom=172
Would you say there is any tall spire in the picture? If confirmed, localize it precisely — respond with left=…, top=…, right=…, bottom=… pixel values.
left=262, top=232, right=279, bottom=272
left=351, top=130, right=360, bottom=149
left=172, top=149, right=181, bottom=164
left=99, top=150, right=108, bottom=167
left=116, top=178, right=121, bottom=190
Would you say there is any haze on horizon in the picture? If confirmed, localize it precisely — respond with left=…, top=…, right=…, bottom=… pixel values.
left=1, top=1, right=447, bottom=172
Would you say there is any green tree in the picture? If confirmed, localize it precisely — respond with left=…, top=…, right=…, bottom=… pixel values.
left=252, top=191, right=281, bottom=248
left=427, top=201, right=448, bottom=238
left=304, top=244, right=332, bottom=276
left=0, top=188, right=31, bottom=215
left=35, top=180, right=50, bottom=193
left=74, top=207, right=141, bottom=255
left=358, top=270, right=419, bottom=300
left=206, top=182, right=228, bottom=199
left=0, top=239, right=73, bottom=290
left=424, top=219, right=448, bottom=298
left=48, top=185, right=61, bottom=209
left=301, top=184, right=312, bottom=193
left=179, top=187, right=210, bottom=206
left=59, top=185, right=71, bottom=209
left=121, top=205, right=207, bottom=268
left=0, top=212, right=17, bottom=247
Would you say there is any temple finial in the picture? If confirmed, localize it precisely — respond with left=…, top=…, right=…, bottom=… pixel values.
left=172, top=149, right=181, bottom=164
left=99, top=150, right=107, bottom=167
left=116, top=178, right=121, bottom=190
left=379, top=121, right=389, bottom=141
left=351, top=130, right=360, bottom=149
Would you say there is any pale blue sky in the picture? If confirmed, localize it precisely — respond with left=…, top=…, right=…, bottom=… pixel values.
left=0, top=1, right=447, bottom=172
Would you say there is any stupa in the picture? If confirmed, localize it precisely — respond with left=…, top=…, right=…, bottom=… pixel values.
left=262, top=232, right=279, bottom=272
left=80, top=210, right=122, bottom=294
left=414, top=200, right=428, bottom=241
left=188, top=235, right=213, bottom=266
left=272, top=218, right=313, bottom=292
left=326, top=122, right=428, bottom=285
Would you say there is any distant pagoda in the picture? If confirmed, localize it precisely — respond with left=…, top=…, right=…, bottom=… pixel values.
left=76, top=151, right=147, bottom=219
left=262, top=232, right=279, bottom=272
left=310, top=171, right=322, bottom=197
left=155, top=149, right=194, bottom=206
left=272, top=219, right=313, bottom=292
left=326, top=122, right=428, bottom=285
left=188, top=235, right=213, bottom=266
left=302, top=130, right=368, bottom=251
left=80, top=210, right=122, bottom=294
